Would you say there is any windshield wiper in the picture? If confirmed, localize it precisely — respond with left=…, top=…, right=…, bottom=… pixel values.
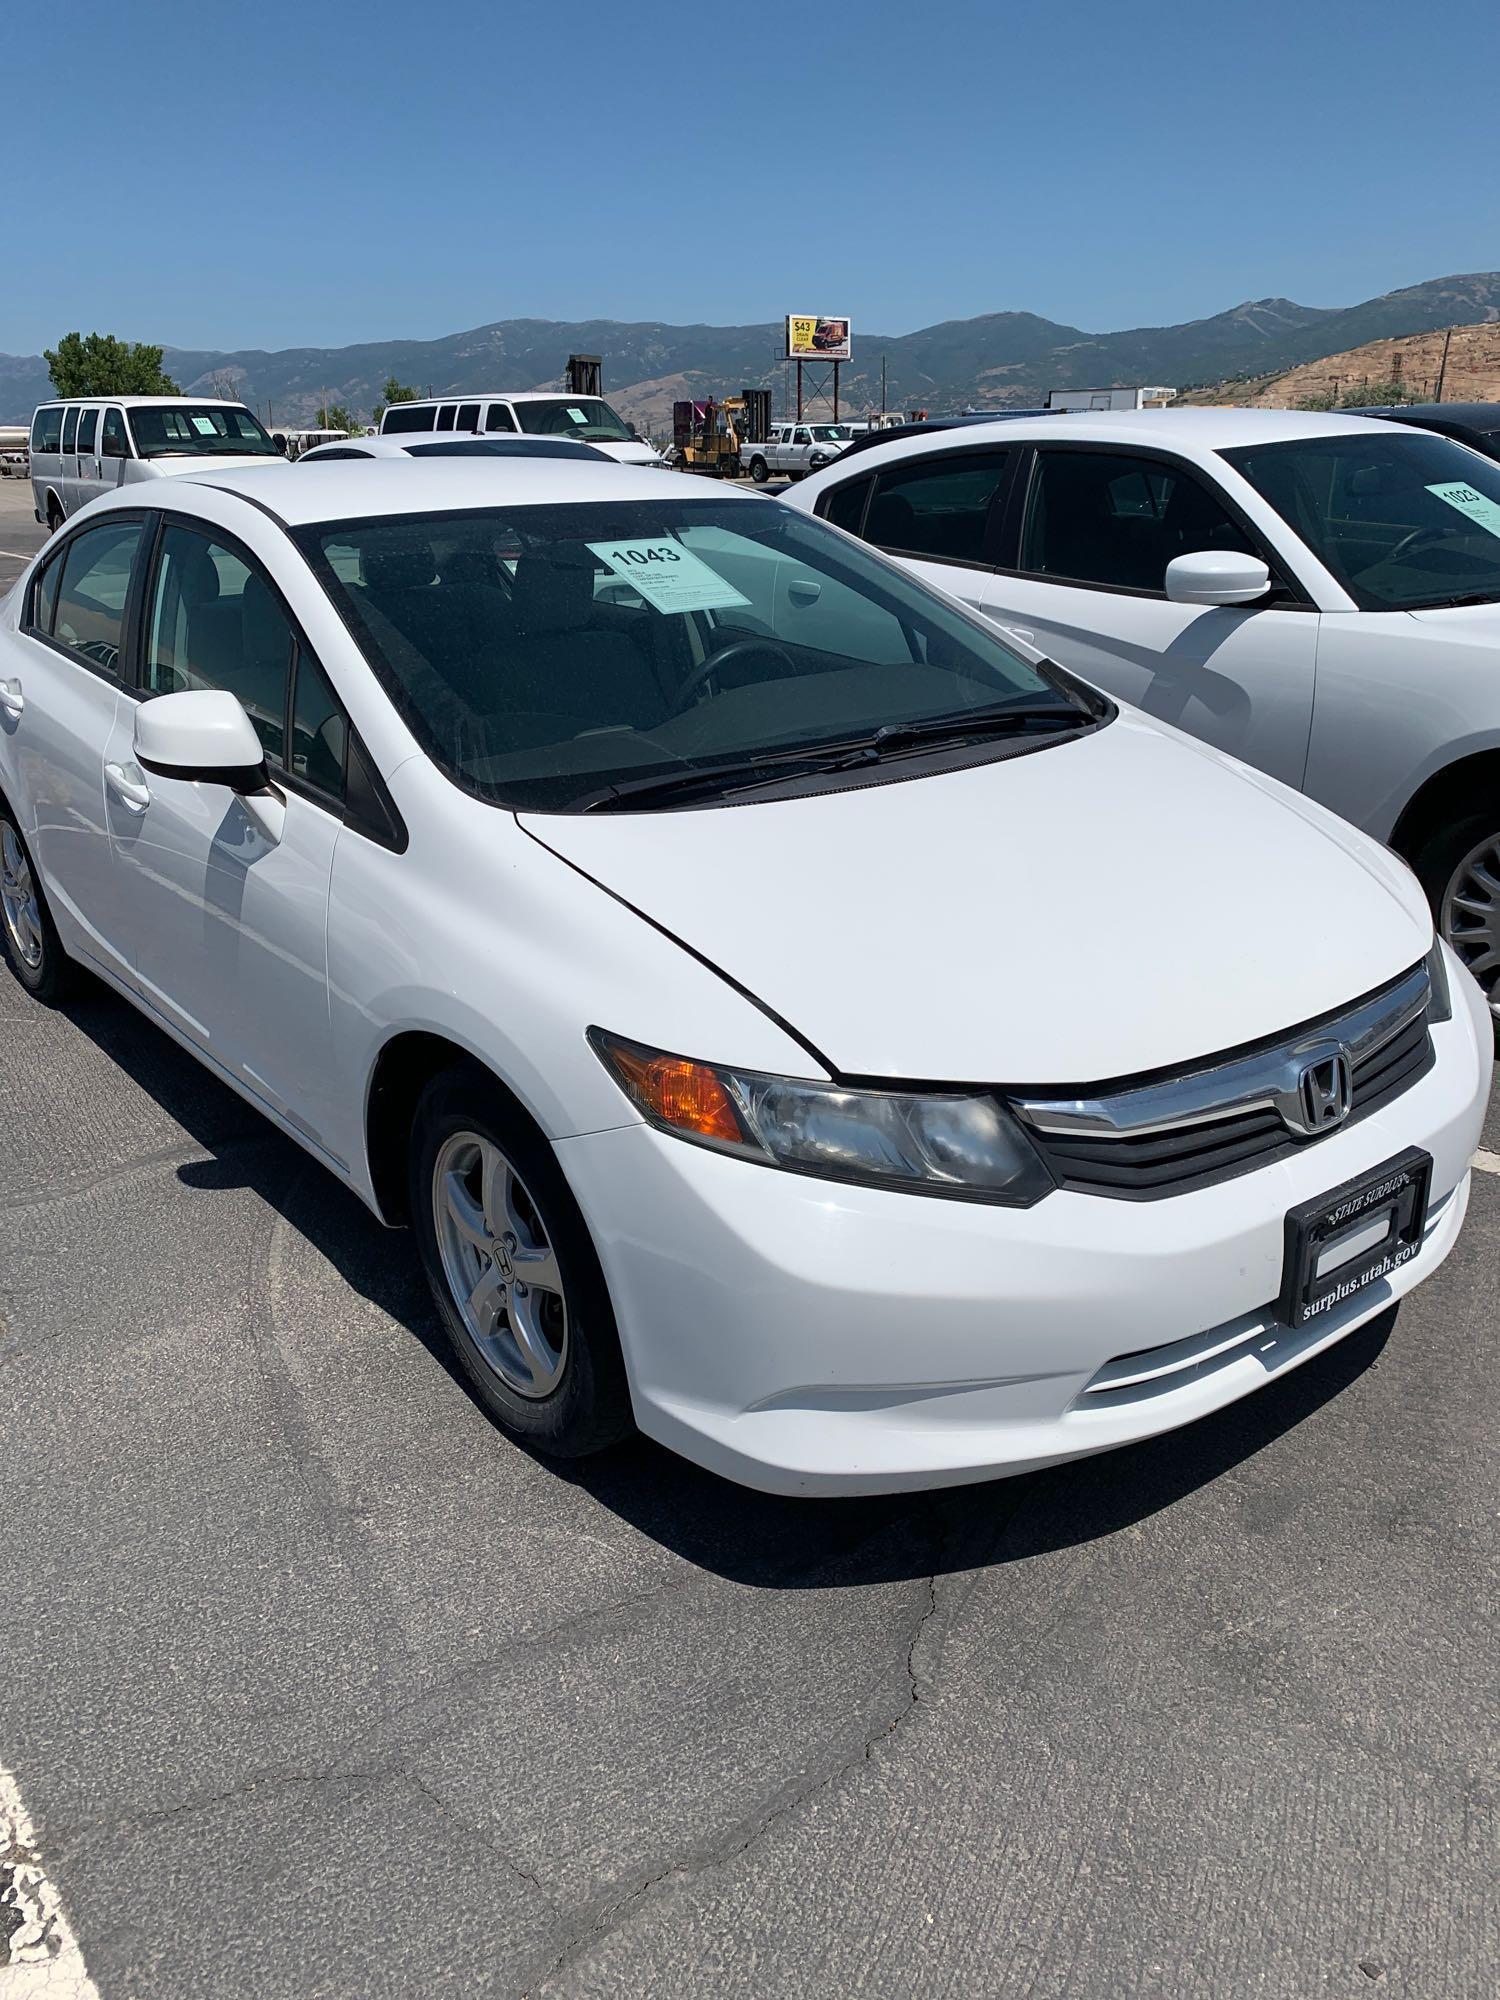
left=822, top=700, right=1089, bottom=769
left=575, top=701, right=1089, bottom=814
left=1407, top=589, right=1500, bottom=610
left=576, top=741, right=866, bottom=813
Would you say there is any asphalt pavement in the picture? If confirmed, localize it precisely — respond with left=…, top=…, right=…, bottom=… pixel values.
left=0, top=471, right=1497, bottom=1998
left=0, top=477, right=49, bottom=594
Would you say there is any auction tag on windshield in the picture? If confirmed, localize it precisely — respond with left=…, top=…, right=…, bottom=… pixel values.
left=567, top=407, right=589, bottom=424
left=587, top=538, right=750, bottom=614
left=1426, top=481, right=1500, bottom=538
left=190, top=415, right=219, bottom=435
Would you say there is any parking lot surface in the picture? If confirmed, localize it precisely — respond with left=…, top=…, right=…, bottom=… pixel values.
left=0, top=478, right=48, bottom=595
left=1, top=470, right=1497, bottom=1999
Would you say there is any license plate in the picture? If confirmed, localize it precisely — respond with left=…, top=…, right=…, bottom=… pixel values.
left=1279, top=1147, right=1432, bottom=1329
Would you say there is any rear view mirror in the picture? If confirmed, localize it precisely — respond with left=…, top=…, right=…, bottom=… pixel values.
left=134, top=689, right=269, bottom=794
left=1165, top=551, right=1271, bottom=606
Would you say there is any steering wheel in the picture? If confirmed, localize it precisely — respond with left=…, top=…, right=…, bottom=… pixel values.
left=1386, top=522, right=1460, bottom=566
left=673, top=636, right=799, bottom=710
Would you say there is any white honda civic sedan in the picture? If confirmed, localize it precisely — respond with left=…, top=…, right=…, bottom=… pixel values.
left=0, top=461, right=1490, bottom=1493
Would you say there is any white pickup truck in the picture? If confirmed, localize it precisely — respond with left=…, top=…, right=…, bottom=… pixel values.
left=744, top=422, right=852, bottom=483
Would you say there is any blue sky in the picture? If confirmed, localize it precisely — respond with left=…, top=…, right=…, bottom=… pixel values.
left=7, top=0, right=1498, bottom=356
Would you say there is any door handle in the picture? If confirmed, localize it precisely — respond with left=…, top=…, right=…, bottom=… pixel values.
left=105, top=762, right=151, bottom=813
left=0, top=678, right=22, bottom=718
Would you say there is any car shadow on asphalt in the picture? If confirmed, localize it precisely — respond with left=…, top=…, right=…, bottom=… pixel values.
left=60, top=983, right=1397, bottom=1593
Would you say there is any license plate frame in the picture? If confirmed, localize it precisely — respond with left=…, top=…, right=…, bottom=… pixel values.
left=1279, top=1147, right=1433, bottom=1329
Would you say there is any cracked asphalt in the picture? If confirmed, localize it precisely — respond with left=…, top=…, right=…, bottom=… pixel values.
left=1, top=479, right=1498, bottom=1998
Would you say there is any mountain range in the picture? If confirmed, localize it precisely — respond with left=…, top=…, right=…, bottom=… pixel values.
left=4, top=271, right=1499, bottom=431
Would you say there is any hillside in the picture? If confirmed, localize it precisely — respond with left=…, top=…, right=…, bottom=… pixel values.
left=1181, top=319, right=1500, bottom=409
left=5, top=270, right=1500, bottom=428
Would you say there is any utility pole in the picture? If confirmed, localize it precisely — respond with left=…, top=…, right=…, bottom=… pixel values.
left=1434, top=326, right=1453, bottom=404
left=881, top=353, right=887, bottom=417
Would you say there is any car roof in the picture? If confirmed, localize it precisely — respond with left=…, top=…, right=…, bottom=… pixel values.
left=1350, top=402, right=1500, bottom=427
left=795, top=405, right=1428, bottom=483
left=299, top=435, right=613, bottom=462
left=399, top=390, right=610, bottom=404
left=34, top=395, right=246, bottom=409
left=127, top=457, right=733, bottom=526
left=836, top=412, right=1051, bottom=461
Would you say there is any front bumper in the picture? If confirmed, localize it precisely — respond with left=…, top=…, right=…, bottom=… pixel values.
left=556, top=973, right=1492, bottom=1495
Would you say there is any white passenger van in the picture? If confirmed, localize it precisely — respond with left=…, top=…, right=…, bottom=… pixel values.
left=29, top=397, right=282, bottom=530
left=379, top=392, right=663, bottom=466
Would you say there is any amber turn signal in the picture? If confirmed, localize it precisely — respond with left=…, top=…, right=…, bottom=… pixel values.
left=594, top=1036, right=746, bottom=1147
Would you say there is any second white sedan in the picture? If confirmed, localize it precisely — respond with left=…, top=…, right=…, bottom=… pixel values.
left=790, top=409, right=1500, bottom=1022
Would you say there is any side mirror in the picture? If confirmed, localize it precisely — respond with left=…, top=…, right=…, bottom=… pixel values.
left=101, top=431, right=127, bottom=459
left=1165, top=551, right=1271, bottom=606
left=134, top=689, right=269, bottom=794
left=273, top=433, right=288, bottom=456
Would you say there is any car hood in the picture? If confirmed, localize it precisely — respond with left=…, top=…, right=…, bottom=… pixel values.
left=594, top=441, right=663, bottom=465
left=522, top=713, right=1432, bottom=1084
left=150, top=455, right=285, bottom=479
left=1405, top=601, right=1500, bottom=634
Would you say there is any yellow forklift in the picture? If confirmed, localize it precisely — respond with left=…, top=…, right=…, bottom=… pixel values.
left=672, top=396, right=745, bottom=477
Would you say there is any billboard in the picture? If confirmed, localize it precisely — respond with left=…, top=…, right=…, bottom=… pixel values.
left=786, top=315, right=852, bottom=363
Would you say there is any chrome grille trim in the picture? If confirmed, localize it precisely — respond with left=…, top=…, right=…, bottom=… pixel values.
left=1014, top=963, right=1430, bottom=1141
left=1011, top=962, right=1436, bottom=1199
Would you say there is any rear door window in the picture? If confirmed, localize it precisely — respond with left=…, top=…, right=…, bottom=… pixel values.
left=52, top=518, right=145, bottom=676
left=820, top=476, right=873, bottom=535
left=31, top=408, right=63, bottom=454
left=75, top=408, right=99, bottom=456
left=435, top=405, right=457, bottom=432
left=61, top=408, right=78, bottom=454
left=382, top=404, right=434, bottom=434
left=26, top=550, right=64, bottom=635
left=864, top=451, right=1013, bottom=564
left=455, top=402, right=481, bottom=431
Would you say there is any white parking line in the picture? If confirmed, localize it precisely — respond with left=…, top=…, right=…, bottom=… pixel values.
left=0, top=1761, right=99, bottom=1998
left=1474, top=1150, right=1500, bottom=1176
left=0, top=551, right=37, bottom=562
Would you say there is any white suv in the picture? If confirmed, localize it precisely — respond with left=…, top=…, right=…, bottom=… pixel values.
left=378, top=392, right=662, bottom=466
left=789, top=410, right=1500, bottom=1021
left=0, top=461, right=1489, bottom=1493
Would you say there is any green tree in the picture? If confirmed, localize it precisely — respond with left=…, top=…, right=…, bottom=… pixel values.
left=382, top=375, right=419, bottom=404
left=44, top=331, right=180, bottom=398
left=315, top=403, right=359, bottom=434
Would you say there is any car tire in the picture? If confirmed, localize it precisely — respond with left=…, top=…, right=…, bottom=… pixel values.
left=749, top=457, right=769, bottom=484
left=46, top=498, right=64, bottom=536
left=1413, top=813, right=1500, bottom=1028
left=0, top=808, right=76, bottom=1004
left=409, top=1064, right=634, bottom=1458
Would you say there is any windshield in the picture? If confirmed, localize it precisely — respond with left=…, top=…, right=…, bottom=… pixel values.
left=1221, top=431, right=1500, bottom=610
left=809, top=426, right=847, bottom=443
left=296, top=499, right=1090, bottom=811
left=512, top=398, right=634, bottom=443
left=129, top=405, right=278, bottom=460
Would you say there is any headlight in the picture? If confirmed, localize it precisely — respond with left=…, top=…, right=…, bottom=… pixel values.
left=1426, top=938, right=1453, bottom=1023
left=589, top=1031, right=1053, bottom=1206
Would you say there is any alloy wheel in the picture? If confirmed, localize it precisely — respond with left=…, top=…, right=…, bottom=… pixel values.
left=1441, top=829, right=1500, bottom=1020
left=0, top=822, right=44, bottom=971
left=431, top=1130, right=569, bottom=1398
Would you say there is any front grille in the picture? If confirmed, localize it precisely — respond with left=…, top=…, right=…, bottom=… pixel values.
left=1013, top=963, right=1434, bottom=1201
